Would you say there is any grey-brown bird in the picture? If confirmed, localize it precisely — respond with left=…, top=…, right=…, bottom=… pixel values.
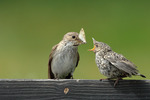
left=48, top=29, right=86, bottom=79
left=89, top=38, right=146, bottom=86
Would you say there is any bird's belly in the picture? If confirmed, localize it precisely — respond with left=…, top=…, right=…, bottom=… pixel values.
left=98, top=63, right=126, bottom=78
left=51, top=53, right=77, bottom=78
left=99, top=65, right=119, bottom=78
left=96, top=57, right=120, bottom=78
left=99, top=65, right=112, bottom=78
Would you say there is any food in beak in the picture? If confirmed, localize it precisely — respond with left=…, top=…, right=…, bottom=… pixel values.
left=79, top=28, right=86, bottom=44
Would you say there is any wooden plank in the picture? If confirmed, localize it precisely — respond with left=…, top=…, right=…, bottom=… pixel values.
left=0, top=79, right=150, bottom=100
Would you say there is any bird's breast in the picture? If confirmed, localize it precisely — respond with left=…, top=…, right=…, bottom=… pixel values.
left=51, top=46, right=78, bottom=78
left=95, top=53, right=112, bottom=77
left=95, top=53, right=109, bottom=68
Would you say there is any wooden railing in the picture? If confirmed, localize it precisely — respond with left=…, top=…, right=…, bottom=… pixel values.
left=0, top=79, right=150, bottom=100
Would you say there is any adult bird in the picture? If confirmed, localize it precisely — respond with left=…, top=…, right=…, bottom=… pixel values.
left=48, top=29, right=86, bottom=79
left=89, top=38, right=146, bottom=86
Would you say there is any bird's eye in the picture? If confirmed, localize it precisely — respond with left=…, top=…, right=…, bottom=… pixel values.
left=72, top=36, right=76, bottom=39
left=96, top=45, right=98, bottom=47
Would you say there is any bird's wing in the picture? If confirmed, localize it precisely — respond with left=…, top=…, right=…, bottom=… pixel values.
left=76, top=52, right=80, bottom=67
left=104, top=52, right=139, bottom=75
left=48, top=44, right=58, bottom=79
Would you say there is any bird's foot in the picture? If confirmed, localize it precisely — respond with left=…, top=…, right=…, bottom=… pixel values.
left=100, top=78, right=111, bottom=81
left=114, top=78, right=122, bottom=87
left=71, top=76, right=74, bottom=79
left=54, top=78, right=59, bottom=80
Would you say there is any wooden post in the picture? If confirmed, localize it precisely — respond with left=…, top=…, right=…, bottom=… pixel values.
left=0, top=79, right=150, bottom=99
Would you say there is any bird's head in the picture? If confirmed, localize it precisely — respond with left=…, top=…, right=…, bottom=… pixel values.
left=89, top=38, right=112, bottom=53
left=63, top=28, right=86, bottom=46
left=63, top=32, right=84, bottom=46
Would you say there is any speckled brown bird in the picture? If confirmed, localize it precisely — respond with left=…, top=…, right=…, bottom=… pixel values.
left=89, top=38, right=146, bottom=86
left=48, top=29, right=86, bottom=79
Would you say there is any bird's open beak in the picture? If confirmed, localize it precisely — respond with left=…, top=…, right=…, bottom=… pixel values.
left=92, top=38, right=96, bottom=44
left=89, top=38, right=96, bottom=52
left=89, top=45, right=96, bottom=51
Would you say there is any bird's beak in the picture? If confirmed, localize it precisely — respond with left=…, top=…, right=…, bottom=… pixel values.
left=92, top=38, right=96, bottom=44
left=89, top=38, right=96, bottom=52
left=89, top=45, right=96, bottom=51
left=76, top=38, right=84, bottom=44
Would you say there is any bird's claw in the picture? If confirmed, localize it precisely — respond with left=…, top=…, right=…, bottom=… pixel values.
left=100, top=78, right=110, bottom=81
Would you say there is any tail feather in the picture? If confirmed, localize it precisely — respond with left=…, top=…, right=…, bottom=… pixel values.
left=137, top=73, right=146, bottom=78
left=140, top=74, right=146, bottom=78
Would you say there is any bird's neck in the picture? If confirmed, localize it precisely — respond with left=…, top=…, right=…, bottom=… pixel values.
left=96, top=49, right=112, bottom=57
left=96, top=51, right=105, bottom=57
left=57, top=41, right=78, bottom=51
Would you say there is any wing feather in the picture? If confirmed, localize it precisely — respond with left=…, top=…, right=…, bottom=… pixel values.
left=104, top=52, right=139, bottom=75
left=48, top=44, right=58, bottom=79
left=76, top=52, right=80, bottom=67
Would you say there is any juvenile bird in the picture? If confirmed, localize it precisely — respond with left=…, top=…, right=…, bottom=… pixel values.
left=89, top=38, right=146, bottom=86
left=48, top=29, right=86, bottom=79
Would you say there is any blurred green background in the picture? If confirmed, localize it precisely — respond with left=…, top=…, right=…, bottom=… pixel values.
left=0, top=0, right=149, bottom=79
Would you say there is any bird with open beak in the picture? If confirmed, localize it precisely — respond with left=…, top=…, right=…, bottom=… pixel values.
left=48, top=28, right=86, bottom=79
left=89, top=38, right=146, bottom=86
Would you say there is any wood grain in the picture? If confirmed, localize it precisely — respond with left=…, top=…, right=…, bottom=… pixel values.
left=0, top=79, right=150, bottom=100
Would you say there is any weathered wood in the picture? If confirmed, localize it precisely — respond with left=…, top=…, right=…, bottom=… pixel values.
left=0, top=79, right=150, bottom=100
